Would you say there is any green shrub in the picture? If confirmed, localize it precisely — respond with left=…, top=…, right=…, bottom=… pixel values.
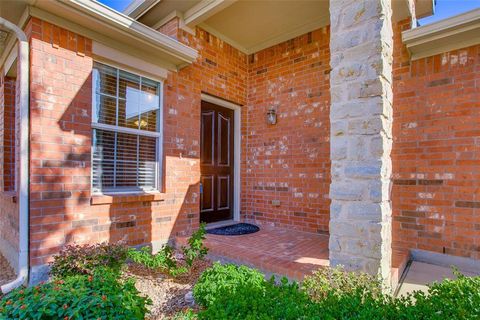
left=191, top=264, right=480, bottom=320
left=128, top=245, right=188, bottom=276
left=302, top=265, right=383, bottom=301
left=197, top=277, right=320, bottom=320
left=0, top=268, right=150, bottom=320
left=182, top=223, right=209, bottom=268
left=193, top=262, right=265, bottom=308
left=397, top=271, right=480, bottom=320
left=128, top=224, right=208, bottom=277
left=49, top=242, right=128, bottom=277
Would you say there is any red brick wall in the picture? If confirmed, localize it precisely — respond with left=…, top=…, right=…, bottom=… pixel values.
left=2, top=76, right=16, bottom=192
left=243, top=28, right=331, bottom=234
left=392, top=20, right=480, bottom=260
left=0, top=70, right=20, bottom=268
left=26, top=17, right=247, bottom=266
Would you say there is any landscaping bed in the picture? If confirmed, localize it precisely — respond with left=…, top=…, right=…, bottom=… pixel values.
left=125, top=258, right=211, bottom=319
left=1, top=223, right=479, bottom=319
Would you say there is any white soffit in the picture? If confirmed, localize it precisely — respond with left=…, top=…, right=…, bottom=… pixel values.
left=199, top=0, right=329, bottom=54
left=403, top=8, right=480, bottom=60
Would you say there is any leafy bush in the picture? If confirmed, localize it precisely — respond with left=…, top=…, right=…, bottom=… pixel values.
left=302, top=265, right=383, bottom=301
left=193, top=262, right=265, bottom=308
left=128, top=224, right=208, bottom=277
left=0, top=268, right=150, bottom=320
left=49, top=242, right=128, bottom=277
left=182, top=223, right=209, bottom=268
left=197, top=277, right=320, bottom=320
left=128, top=245, right=188, bottom=277
left=397, top=271, right=480, bottom=320
left=191, top=264, right=480, bottom=320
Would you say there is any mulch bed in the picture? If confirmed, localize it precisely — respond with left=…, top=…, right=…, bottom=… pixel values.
left=123, top=259, right=212, bottom=319
left=0, top=254, right=16, bottom=288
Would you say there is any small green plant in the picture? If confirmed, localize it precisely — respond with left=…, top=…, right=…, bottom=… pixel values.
left=128, top=224, right=208, bottom=277
left=128, top=245, right=188, bottom=276
left=193, top=262, right=265, bottom=308
left=49, top=242, right=128, bottom=277
left=0, top=267, right=150, bottom=320
left=168, top=309, right=198, bottom=320
left=302, top=265, right=383, bottom=302
left=182, top=223, right=209, bottom=267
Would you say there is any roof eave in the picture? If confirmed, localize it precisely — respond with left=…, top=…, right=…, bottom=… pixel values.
left=402, top=8, right=480, bottom=60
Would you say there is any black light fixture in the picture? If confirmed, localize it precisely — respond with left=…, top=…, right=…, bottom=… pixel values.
left=266, top=108, right=277, bottom=125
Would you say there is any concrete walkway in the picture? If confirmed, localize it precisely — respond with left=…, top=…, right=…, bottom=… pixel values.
left=396, top=261, right=479, bottom=296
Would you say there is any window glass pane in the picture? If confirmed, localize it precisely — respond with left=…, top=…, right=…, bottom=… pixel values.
left=93, top=63, right=117, bottom=96
left=139, top=78, right=160, bottom=132
left=92, top=129, right=116, bottom=191
left=138, top=136, right=157, bottom=187
left=118, top=71, right=141, bottom=129
left=93, top=94, right=117, bottom=125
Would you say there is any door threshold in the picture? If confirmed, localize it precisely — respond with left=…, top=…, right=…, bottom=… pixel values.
left=205, top=219, right=237, bottom=230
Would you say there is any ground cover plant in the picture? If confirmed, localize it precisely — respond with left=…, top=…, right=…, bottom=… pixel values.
left=0, top=224, right=210, bottom=320
left=49, top=242, right=129, bottom=277
left=0, top=267, right=150, bottom=320
left=184, top=263, right=480, bottom=320
left=128, top=223, right=209, bottom=277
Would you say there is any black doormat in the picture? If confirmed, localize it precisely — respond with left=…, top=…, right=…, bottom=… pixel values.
left=206, top=223, right=260, bottom=236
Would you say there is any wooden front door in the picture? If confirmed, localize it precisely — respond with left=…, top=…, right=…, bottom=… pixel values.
left=200, top=101, right=234, bottom=223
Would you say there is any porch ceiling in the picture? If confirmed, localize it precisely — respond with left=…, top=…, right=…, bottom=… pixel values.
left=136, top=0, right=434, bottom=55
left=201, top=0, right=329, bottom=54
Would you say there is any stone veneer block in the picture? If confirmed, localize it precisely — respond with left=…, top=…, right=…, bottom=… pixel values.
left=329, top=0, right=394, bottom=288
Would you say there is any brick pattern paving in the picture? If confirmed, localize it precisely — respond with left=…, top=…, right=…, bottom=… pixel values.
left=178, top=226, right=330, bottom=281
left=178, top=225, right=409, bottom=285
left=0, top=253, right=15, bottom=287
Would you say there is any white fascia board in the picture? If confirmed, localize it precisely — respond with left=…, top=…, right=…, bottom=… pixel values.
left=92, top=41, right=168, bottom=81
left=60, top=0, right=197, bottom=62
left=124, top=0, right=161, bottom=20
left=184, top=0, right=237, bottom=27
left=402, top=8, right=480, bottom=60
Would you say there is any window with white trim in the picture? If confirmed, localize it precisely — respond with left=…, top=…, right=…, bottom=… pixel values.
left=91, top=62, right=162, bottom=193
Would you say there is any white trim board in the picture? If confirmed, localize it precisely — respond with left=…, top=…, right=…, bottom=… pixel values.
left=402, top=8, right=480, bottom=60
left=92, top=41, right=168, bottom=81
left=201, top=93, right=242, bottom=222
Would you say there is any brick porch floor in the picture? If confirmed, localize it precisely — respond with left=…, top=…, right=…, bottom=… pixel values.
left=177, top=225, right=410, bottom=284
left=178, top=226, right=330, bottom=281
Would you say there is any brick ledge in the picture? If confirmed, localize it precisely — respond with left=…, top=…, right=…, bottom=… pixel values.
left=91, top=192, right=166, bottom=205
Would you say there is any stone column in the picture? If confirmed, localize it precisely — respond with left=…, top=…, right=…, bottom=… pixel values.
left=328, top=0, right=394, bottom=287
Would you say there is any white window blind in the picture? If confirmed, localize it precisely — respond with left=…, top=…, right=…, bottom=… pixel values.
left=91, top=62, right=162, bottom=193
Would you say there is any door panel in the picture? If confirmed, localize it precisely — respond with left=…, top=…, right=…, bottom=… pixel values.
left=200, top=101, right=234, bottom=223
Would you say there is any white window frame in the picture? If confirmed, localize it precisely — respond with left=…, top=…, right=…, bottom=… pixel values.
left=91, top=61, right=164, bottom=195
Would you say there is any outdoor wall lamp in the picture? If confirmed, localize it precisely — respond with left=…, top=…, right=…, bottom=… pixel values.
left=266, top=108, right=277, bottom=125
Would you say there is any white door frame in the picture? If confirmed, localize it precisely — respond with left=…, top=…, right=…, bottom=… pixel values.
left=201, top=93, right=241, bottom=222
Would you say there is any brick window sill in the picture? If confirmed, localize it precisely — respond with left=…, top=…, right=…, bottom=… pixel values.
left=1, top=191, right=17, bottom=203
left=91, top=192, right=166, bottom=205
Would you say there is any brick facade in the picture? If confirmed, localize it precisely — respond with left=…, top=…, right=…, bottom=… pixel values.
left=392, top=20, right=480, bottom=260
left=0, top=70, right=20, bottom=271
left=244, top=28, right=331, bottom=234
left=25, top=17, right=247, bottom=269
left=2, top=76, right=16, bottom=192
left=1, top=11, right=479, bottom=279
